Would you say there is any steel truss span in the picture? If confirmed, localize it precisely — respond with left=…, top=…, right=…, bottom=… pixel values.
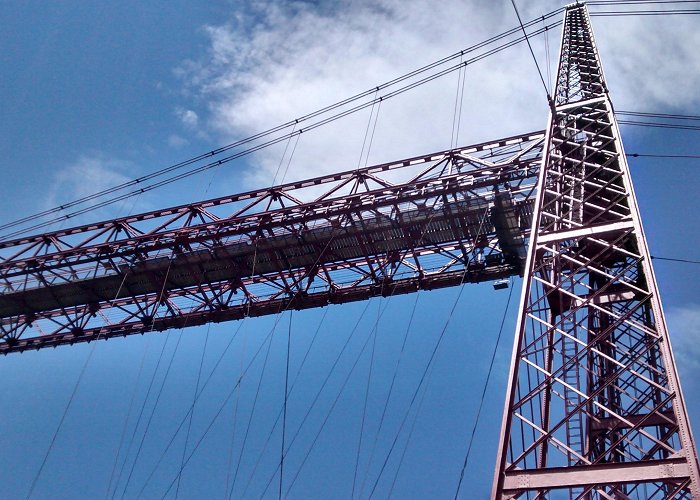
left=492, top=4, right=700, bottom=499
left=0, top=132, right=543, bottom=354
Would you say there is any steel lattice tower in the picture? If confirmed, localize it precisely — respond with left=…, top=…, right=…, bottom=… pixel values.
left=493, top=3, right=700, bottom=498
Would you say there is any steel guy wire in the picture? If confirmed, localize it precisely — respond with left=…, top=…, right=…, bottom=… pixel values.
left=366, top=208, right=493, bottom=497
left=279, top=311, right=292, bottom=500
left=136, top=233, right=353, bottom=496
left=227, top=310, right=279, bottom=497
left=175, top=323, right=210, bottom=498
left=26, top=266, right=136, bottom=500
left=351, top=298, right=382, bottom=500
left=236, top=308, right=331, bottom=498
left=454, top=279, right=514, bottom=499
left=357, top=291, right=421, bottom=498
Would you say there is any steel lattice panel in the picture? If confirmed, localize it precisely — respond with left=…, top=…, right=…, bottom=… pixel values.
left=493, top=5, right=700, bottom=499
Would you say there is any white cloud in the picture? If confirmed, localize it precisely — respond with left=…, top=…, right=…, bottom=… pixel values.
left=667, top=304, right=700, bottom=372
left=46, top=155, right=138, bottom=221
left=175, top=0, right=700, bottom=189
left=176, top=107, right=200, bottom=129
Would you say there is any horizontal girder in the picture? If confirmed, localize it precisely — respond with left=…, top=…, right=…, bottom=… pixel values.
left=0, top=132, right=544, bottom=354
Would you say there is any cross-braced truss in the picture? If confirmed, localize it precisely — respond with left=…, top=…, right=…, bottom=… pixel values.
left=492, top=4, right=700, bottom=498
left=0, top=132, right=543, bottom=354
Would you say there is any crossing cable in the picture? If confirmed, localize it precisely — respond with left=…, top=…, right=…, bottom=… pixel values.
left=589, top=0, right=700, bottom=4
left=509, top=0, right=553, bottom=108
left=362, top=98, right=383, bottom=170
left=26, top=264, right=139, bottom=500
left=590, top=8, right=700, bottom=15
left=627, top=153, right=700, bottom=159
left=365, top=263, right=471, bottom=498
left=0, top=11, right=564, bottom=241
left=168, top=298, right=374, bottom=500
left=543, top=17, right=552, bottom=93
left=110, top=335, right=173, bottom=499
left=356, top=89, right=381, bottom=171
left=365, top=209, right=493, bottom=498
left=225, top=337, right=250, bottom=498
left=135, top=234, right=350, bottom=497
left=226, top=311, right=279, bottom=496
left=248, top=284, right=401, bottom=499
left=223, top=323, right=247, bottom=499
left=134, top=315, right=266, bottom=499
left=174, top=323, right=210, bottom=498
left=351, top=299, right=382, bottom=499
left=235, top=309, right=331, bottom=498
left=106, top=338, right=152, bottom=500
left=449, top=54, right=467, bottom=150
left=271, top=122, right=299, bottom=187
left=118, top=327, right=188, bottom=499
left=357, top=292, right=421, bottom=499
left=272, top=300, right=390, bottom=498
left=617, top=110, right=700, bottom=121
left=386, top=356, right=433, bottom=498
left=386, top=344, right=435, bottom=499
left=652, top=255, right=700, bottom=265
left=279, top=311, right=293, bottom=500
left=618, top=120, right=700, bottom=131
left=453, top=279, right=514, bottom=499
left=132, top=317, right=249, bottom=497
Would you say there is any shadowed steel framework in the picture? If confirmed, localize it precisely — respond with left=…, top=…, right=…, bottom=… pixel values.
left=0, top=2, right=697, bottom=498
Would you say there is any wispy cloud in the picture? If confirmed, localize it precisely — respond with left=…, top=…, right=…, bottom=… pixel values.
left=175, top=0, right=700, bottom=189
left=45, top=155, right=141, bottom=223
left=167, top=133, right=189, bottom=148
left=175, top=107, right=200, bottom=129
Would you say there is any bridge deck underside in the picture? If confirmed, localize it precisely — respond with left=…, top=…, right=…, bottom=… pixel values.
left=0, top=132, right=543, bottom=354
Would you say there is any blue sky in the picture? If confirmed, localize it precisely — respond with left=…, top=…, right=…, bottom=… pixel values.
left=1, top=1, right=699, bottom=499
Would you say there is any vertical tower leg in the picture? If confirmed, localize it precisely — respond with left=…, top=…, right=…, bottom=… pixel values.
left=492, top=4, right=700, bottom=498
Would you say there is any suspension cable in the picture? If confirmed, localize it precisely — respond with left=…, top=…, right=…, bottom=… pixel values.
left=279, top=311, right=293, bottom=500
left=26, top=267, right=135, bottom=499
left=454, top=279, right=514, bottom=499
left=357, top=292, right=421, bottom=498
left=510, top=0, right=553, bottom=106
left=365, top=210, right=493, bottom=497
left=174, top=323, right=210, bottom=498
left=1, top=10, right=564, bottom=241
